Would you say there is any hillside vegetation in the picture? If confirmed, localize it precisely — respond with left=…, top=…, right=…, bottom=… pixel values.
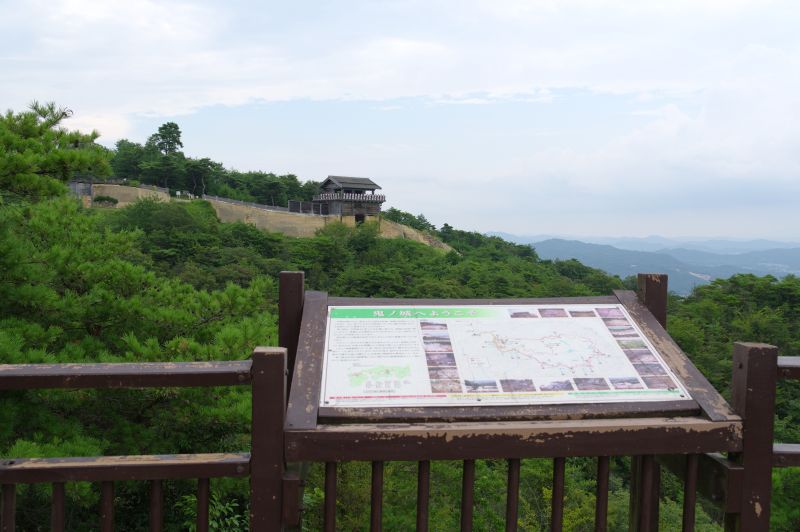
left=110, top=121, right=319, bottom=206
left=2, top=104, right=800, bottom=529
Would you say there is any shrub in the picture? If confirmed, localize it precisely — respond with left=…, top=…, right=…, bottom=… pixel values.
left=92, top=195, right=118, bottom=206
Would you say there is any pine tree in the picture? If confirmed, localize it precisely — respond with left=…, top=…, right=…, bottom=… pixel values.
left=0, top=101, right=110, bottom=199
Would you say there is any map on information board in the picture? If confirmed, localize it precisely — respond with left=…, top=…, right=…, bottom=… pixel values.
left=319, top=304, right=691, bottom=407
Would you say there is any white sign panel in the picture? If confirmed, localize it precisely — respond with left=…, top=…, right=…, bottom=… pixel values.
left=319, top=304, right=691, bottom=407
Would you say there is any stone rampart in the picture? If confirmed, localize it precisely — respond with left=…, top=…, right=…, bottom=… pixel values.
left=206, top=198, right=451, bottom=250
left=91, top=184, right=170, bottom=206
left=77, top=183, right=451, bottom=251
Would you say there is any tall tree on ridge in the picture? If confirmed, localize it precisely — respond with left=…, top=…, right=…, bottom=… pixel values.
left=141, top=122, right=186, bottom=189
left=148, top=121, right=183, bottom=155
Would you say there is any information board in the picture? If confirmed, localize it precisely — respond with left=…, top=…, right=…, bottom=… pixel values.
left=319, top=304, right=691, bottom=407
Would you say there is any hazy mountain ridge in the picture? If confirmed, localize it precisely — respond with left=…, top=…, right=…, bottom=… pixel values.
left=493, top=235, right=800, bottom=295
left=658, top=247, right=800, bottom=273
left=490, top=232, right=800, bottom=254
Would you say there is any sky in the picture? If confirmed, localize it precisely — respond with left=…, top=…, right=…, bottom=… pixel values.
left=2, top=0, right=800, bottom=239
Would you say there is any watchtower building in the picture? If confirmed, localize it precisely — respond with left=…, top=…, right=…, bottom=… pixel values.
left=313, top=176, right=385, bottom=223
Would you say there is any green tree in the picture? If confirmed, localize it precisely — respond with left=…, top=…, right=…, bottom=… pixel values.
left=139, top=151, right=186, bottom=189
left=0, top=101, right=110, bottom=199
left=383, top=207, right=437, bottom=232
left=148, top=121, right=184, bottom=155
left=185, top=157, right=224, bottom=196
left=110, top=139, right=145, bottom=180
left=135, top=122, right=188, bottom=189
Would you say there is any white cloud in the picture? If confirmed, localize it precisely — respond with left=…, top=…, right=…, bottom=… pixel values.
left=5, top=0, right=798, bottom=114
left=2, top=0, right=799, bottom=237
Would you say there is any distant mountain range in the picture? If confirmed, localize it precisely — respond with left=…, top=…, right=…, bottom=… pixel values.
left=489, top=233, right=800, bottom=295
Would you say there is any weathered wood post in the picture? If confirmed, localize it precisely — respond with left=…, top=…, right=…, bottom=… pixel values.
left=279, top=271, right=305, bottom=398
left=100, top=482, right=114, bottom=532
left=725, top=342, right=778, bottom=531
left=250, top=347, right=287, bottom=531
left=637, top=273, right=668, bottom=330
left=1, top=484, right=15, bottom=532
left=278, top=272, right=306, bottom=530
left=630, top=273, right=668, bottom=531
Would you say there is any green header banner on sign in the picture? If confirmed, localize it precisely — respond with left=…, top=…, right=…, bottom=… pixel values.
left=329, top=307, right=502, bottom=319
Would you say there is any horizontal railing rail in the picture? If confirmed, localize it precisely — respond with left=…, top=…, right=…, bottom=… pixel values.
left=0, top=453, right=250, bottom=484
left=0, top=348, right=287, bottom=532
left=202, top=194, right=290, bottom=212
left=772, top=356, right=800, bottom=469
left=777, top=355, right=800, bottom=379
left=0, top=360, right=252, bottom=390
left=313, top=192, right=386, bottom=202
left=284, top=417, right=742, bottom=462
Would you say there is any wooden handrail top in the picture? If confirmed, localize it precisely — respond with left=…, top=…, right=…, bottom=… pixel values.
left=285, top=416, right=743, bottom=462
left=0, top=453, right=250, bottom=483
left=777, top=356, right=800, bottom=380
left=0, top=360, right=252, bottom=390
left=773, top=443, right=800, bottom=467
left=312, top=193, right=386, bottom=202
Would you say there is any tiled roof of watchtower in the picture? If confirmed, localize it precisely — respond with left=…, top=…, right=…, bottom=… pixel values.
left=321, top=176, right=381, bottom=190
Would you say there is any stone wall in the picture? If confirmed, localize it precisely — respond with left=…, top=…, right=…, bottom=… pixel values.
left=209, top=198, right=332, bottom=236
left=78, top=183, right=451, bottom=251
left=206, top=197, right=452, bottom=250
left=91, top=184, right=170, bottom=206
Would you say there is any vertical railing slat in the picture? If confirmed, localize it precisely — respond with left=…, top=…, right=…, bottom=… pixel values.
left=638, top=456, right=657, bottom=531
left=197, top=478, right=210, bottom=532
left=51, top=482, right=65, bottom=532
left=595, top=456, right=609, bottom=532
left=2, top=484, right=16, bottom=532
left=461, top=459, right=475, bottom=532
left=416, top=460, right=430, bottom=532
left=100, top=481, right=114, bottom=532
left=551, top=457, right=565, bottom=532
left=629, top=456, right=641, bottom=530
left=505, top=459, right=520, bottom=532
left=324, top=462, right=337, bottom=532
left=682, top=454, right=699, bottom=532
left=149, top=479, right=163, bottom=532
left=371, top=461, right=384, bottom=532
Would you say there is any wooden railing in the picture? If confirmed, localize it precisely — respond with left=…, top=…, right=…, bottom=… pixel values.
left=313, top=192, right=386, bottom=202
left=770, top=357, right=800, bottom=460
left=277, top=273, right=745, bottom=531
left=0, top=349, right=288, bottom=531
left=1, top=271, right=797, bottom=531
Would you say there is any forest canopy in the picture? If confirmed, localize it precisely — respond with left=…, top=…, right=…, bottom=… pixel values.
left=109, top=121, right=319, bottom=205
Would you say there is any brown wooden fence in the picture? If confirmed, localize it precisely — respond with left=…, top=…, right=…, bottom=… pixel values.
left=1, top=272, right=798, bottom=531
left=0, top=349, right=287, bottom=531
